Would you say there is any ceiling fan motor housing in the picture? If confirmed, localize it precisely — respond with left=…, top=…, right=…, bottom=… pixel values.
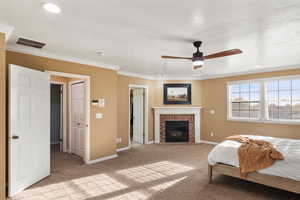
left=192, top=51, right=203, bottom=62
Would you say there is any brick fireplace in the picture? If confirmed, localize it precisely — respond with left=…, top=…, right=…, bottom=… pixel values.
left=160, top=114, right=195, bottom=143
left=153, top=107, right=202, bottom=144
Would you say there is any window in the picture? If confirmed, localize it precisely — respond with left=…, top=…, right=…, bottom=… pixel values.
left=227, top=76, right=300, bottom=124
left=228, top=81, right=261, bottom=120
left=266, top=79, right=300, bottom=121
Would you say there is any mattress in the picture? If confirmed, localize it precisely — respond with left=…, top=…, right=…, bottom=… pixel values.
left=208, top=135, right=300, bottom=182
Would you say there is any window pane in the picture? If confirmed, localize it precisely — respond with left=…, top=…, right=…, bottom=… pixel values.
left=292, top=90, right=300, bottom=101
left=267, top=81, right=278, bottom=91
left=240, top=92, right=249, bottom=101
left=240, top=102, right=249, bottom=110
left=232, top=110, right=239, bottom=118
left=279, top=80, right=291, bottom=90
left=279, top=102, right=291, bottom=113
left=279, top=112, right=292, bottom=119
left=279, top=90, right=291, bottom=102
left=250, top=110, right=260, bottom=119
left=267, top=91, right=278, bottom=101
left=230, top=93, right=240, bottom=102
left=250, top=103, right=260, bottom=110
left=250, top=82, right=260, bottom=92
left=240, top=83, right=249, bottom=92
left=268, top=101, right=279, bottom=119
left=240, top=110, right=250, bottom=118
left=250, top=92, right=260, bottom=101
left=292, top=80, right=300, bottom=90
left=231, top=102, right=239, bottom=110
left=292, top=101, right=300, bottom=120
left=230, top=84, right=239, bottom=93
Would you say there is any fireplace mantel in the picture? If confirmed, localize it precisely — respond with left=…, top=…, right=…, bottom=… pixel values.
left=153, top=107, right=202, bottom=144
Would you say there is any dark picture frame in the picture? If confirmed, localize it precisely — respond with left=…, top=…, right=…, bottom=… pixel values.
left=163, top=83, right=191, bottom=104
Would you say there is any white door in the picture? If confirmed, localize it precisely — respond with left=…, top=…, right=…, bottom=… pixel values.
left=132, top=88, right=144, bottom=144
left=9, top=64, right=50, bottom=197
left=71, top=82, right=86, bottom=158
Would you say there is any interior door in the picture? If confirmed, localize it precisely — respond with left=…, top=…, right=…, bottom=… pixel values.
left=132, top=88, right=144, bottom=144
left=9, top=64, right=50, bottom=197
left=71, top=82, right=86, bottom=158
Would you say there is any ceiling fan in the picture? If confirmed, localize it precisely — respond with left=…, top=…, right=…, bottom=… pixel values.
left=161, top=41, right=242, bottom=69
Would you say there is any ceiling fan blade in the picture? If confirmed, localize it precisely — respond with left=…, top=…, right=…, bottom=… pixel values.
left=161, top=55, right=192, bottom=60
left=204, top=49, right=242, bottom=60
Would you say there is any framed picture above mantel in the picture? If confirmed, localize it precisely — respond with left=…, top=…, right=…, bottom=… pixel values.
left=163, top=83, right=191, bottom=105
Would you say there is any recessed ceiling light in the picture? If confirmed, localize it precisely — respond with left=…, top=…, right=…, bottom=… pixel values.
left=96, top=51, right=104, bottom=55
left=43, top=2, right=61, bottom=14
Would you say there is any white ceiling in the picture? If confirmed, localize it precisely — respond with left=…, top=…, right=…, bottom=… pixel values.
left=1, top=0, right=300, bottom=79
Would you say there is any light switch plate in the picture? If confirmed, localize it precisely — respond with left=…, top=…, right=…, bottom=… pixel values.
left=96, top=113, right=103, bottom=119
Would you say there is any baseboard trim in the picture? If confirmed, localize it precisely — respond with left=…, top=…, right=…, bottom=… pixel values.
left=200, top=140, right=218, bottom=145
left=117, top=146, right=131, bottom=152
left=147, top=141, right=154, bottom=144
left=87, top=154, right=118, bottom=165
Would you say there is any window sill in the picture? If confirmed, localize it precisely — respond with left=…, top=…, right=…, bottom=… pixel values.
left=227, top=118, right=300, bottom=125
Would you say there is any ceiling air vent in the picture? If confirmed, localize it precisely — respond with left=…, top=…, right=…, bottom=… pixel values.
left=16, top=37, right=46, bottom=49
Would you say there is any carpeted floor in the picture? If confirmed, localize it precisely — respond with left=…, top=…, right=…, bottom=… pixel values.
left=11, top=144, right=299, bottom=200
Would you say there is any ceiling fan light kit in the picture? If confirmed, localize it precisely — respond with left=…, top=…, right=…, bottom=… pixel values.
left=161, top=40, right=242, bottom=70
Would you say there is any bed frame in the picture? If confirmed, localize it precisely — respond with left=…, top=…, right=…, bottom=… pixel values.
left=208, top=163, right=300, bottom=194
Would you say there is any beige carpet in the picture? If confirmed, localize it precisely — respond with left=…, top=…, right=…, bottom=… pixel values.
left=11, top=144, right=299, bottom=200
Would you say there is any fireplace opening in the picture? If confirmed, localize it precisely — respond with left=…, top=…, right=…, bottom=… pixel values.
left=165, top=121, right=189, bottom=142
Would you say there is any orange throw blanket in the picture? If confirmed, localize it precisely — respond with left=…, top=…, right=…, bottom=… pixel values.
left=226, top=135, right=284, bottom=178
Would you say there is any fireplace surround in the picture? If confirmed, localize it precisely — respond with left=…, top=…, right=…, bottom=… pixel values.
left=153, top=107, right=202, bottom=144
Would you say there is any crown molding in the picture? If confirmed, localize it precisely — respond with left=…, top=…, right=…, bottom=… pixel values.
left=6, top=45, right=120, bottom=71
left=198, top=64, right=300, bottom=80
left=117, top=70, right=156, bottom=80
left=0, top=24, right=14, bottom=42
left=6, top=45, right=300, bottom=81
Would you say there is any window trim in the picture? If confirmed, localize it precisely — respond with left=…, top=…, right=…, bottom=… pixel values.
left=227, top=75, right=300, bottom=125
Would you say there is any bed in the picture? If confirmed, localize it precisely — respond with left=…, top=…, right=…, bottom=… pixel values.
left=207, top=135, right=300, bottom=194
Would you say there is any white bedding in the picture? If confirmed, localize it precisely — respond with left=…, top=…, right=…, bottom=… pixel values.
left=208, top=135, right=300, bottom=181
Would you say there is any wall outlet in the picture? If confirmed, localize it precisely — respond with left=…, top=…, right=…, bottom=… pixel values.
left=210, top=132, right=214, bottom=137
left=210, top=110, right=215, bottom=115
left=116, top=138, right=122, bottom=143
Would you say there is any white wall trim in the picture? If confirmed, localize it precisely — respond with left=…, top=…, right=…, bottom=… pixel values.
left=118, top=70, right=155, bottom=80
left=116, top=146, right=130, bottom=152
left=147, top=141, right=154, bottom=144
left=200, top=140, right=218, bottom=145
left=87, top=154, right=118, bottom=165
left=7, top=46, right=120, bottom=71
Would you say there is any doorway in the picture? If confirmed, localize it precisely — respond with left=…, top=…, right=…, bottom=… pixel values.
left=50, top=84, right=63, bottom=152
left=129, top=84, right=149, bottom=147
left=8, top=65, right=91, bottom=197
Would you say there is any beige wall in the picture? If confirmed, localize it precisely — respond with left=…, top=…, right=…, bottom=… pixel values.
left=153, top=80, right=203, bottom=107
left=0, top=33, right=6, bottom=200
left=201, top=69, right=300, bottom=142
left=117, top=75, right=155, bottom=148
left=6, top=51, right=118, bottom=160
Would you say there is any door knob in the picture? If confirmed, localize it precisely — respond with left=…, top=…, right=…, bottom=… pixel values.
left=77, top=123, right=80, bottom=126
left=11, top=135, right=19, bottom=139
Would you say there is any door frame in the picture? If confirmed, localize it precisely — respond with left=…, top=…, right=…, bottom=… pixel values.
left=128, top=84, right=149, bottom=148
left=47, top=71, right=91, bottom=164
left=50, top=81, right=67, bottom=152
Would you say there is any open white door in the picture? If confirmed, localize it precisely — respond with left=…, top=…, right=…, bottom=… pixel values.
left=132, top=88, right=144, bottom=144
left=70, top=82, right=86, bottom=158
left=9, top=64, right=50, bottom=197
